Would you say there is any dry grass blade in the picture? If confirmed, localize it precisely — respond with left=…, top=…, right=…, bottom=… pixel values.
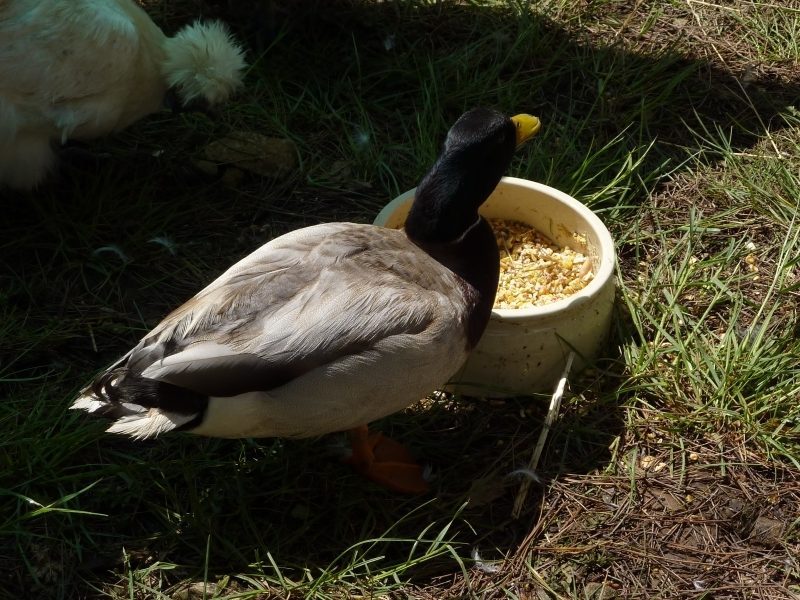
left=512, top=352, right=574, bottom=519
left=510, top=435, right=800, bottom=599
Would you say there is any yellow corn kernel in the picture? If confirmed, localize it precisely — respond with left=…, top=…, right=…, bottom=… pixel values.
left=490, top=219, right=595, bottom=309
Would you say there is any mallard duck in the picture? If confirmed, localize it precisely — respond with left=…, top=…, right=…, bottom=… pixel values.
left=71, top=108, right=541, bottom=493
left=0, top=0, right=246, bottom=190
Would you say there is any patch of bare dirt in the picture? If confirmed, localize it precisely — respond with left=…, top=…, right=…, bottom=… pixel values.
left=511, top=433, right=800, bottom=599
left=408, top=430, right=799, bottom=599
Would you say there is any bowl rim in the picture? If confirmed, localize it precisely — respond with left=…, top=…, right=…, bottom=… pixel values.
left=374, top=176, right=616, bottom=320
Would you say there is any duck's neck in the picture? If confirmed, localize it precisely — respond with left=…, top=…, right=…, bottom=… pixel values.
left=404, top=153, right=505, bottom=347
left=405, top=152, right=500, bottom=244
left=410, top=217, right=500, bottom=349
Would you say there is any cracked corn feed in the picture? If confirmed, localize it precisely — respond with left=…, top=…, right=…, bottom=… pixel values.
left=491, top=219, right=594, bottom=309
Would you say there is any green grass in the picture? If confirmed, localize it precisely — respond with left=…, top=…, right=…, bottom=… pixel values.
left=2, top=0, right=800, bottom=597
left=618, top=185, right=800, bottom=465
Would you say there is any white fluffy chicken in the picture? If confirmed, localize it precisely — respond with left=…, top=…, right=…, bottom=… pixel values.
left=0, top=0, right=247, bottom=190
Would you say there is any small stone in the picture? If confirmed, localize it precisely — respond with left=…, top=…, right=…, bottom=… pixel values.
left=750, top=516, right=785, bottom=547
left=193, top=159, right=219, bottom=176
left=640, top=454, right=667, bottom=472
left=221, top=167, right=244, bottom=187
left=466, top=474, right=507, bottom=507
left=640, top=455, right=656, bottom=469
left=173, top=582, right=218, bottom=600
left=290, top=504, right=310, bottom=520
left=204, top=131, right=297, bottom=179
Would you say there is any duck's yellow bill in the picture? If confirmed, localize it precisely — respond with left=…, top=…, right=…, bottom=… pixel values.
left=511, top=114, right=541, bottom=147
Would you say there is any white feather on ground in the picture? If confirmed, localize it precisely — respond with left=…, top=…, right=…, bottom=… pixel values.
left=0, top=0, right=246, bottom=190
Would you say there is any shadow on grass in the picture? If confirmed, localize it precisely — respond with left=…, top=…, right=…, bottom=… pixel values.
left=19, top=379, right=625, bottom=596
left=1, top=0, right=798, bottom=596
left=211, top=0, right=799, bottom=198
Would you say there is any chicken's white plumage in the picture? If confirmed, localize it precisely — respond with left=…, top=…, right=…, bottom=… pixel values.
left=0, top=0, right=246, bottom=190
left=162, top=21, right=247, bottom=106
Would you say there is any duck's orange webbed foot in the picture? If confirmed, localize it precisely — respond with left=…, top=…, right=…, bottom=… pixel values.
left=345, top=424, right=429, bottom=494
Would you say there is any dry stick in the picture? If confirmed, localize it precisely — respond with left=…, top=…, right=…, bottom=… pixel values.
left=512, top=351, right=574, bottom=519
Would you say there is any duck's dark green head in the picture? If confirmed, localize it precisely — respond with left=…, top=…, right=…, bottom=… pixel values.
left=405, top=108, right=540, bottom=244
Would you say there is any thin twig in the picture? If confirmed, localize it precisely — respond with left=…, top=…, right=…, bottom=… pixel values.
left=512, top=352, right=574, bottom=518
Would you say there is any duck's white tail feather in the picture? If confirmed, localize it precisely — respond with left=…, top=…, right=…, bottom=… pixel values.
left=105, top=409, right=197, bottom=440
left=70, top=395, right=148, bottom=417
left=70, top=396, right=110, bottom=414
left=70, top=369, right=202, bottom=440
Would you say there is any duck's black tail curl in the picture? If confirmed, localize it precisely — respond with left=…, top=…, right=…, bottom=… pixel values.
left=72, top=367, right=208, bottom=436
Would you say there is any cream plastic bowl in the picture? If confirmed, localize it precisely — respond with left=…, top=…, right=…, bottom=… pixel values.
left=374, top=176, right=616, bottom=396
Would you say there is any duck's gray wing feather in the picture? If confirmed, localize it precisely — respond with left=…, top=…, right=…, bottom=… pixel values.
left=127, top=223, right=463, bottom=397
